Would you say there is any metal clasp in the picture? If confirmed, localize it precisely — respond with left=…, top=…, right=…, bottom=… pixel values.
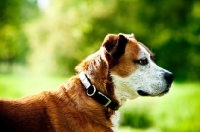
left=87, top=85, right=96, bottom=96
left=98, top=92, right=112, bottom=107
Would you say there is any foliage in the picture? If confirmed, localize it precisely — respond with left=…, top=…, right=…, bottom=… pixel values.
left=120, top=104, right=152, bottom=128
left=0, top=0, right=39, bottom=71
left=1, top=0, right=200, bottom=80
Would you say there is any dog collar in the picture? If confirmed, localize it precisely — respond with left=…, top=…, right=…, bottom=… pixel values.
left=79, top=72, right=119, bottom=110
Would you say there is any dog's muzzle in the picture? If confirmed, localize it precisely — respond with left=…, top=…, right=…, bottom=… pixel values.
left=137, top=71, right=174, bottom=96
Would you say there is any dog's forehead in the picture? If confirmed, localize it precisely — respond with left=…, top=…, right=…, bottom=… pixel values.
left=124, top=35, right=154, bottom=60
left=137, top=42, right=154, bottom=60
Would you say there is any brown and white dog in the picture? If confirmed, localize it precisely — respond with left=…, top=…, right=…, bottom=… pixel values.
left=0, top=33, right=174, bottom=132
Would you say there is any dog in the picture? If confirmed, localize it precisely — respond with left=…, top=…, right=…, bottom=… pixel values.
left=0, top=33, right=174, bottom=132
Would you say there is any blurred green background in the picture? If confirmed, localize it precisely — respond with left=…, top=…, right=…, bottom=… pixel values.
left=0, top=0, right=200, bottom=131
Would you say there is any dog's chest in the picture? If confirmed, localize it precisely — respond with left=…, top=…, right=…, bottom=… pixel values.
left=110, top=111, right=120, bottom=132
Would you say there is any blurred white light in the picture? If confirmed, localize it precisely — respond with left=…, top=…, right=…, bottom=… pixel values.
left=37, top=0, right=50, bottom=10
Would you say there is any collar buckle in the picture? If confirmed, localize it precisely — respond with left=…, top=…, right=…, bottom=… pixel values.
left=98, top=92, right=112, bottom=107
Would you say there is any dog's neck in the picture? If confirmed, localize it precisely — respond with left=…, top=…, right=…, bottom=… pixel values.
left=75, top=50, right=120, bottom=109
left=111, top=77, right=139, bottom=105
left=79, top=71, right=120, bottom=110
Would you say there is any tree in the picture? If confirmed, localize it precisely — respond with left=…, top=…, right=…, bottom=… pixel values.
left=0, top=0, right=39, bottom=72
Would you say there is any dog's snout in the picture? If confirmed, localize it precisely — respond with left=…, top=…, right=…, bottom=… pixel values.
left=164, top=72, right=174, bottom=84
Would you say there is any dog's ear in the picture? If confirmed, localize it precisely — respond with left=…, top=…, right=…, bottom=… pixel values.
left=102, top=33, right=128, bottom=61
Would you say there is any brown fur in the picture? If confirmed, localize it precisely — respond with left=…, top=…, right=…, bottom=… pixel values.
left=0, top=34, right=140, bottom=132
left=110, top=39, right=140, bottom=77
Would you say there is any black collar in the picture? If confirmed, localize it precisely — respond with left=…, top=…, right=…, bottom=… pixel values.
left=79, top=72, right=120, bottom=110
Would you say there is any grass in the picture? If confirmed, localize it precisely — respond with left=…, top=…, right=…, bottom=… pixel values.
left=0, top=73, right=67, bottom=98
left=0, top=74, right=200, bottom=132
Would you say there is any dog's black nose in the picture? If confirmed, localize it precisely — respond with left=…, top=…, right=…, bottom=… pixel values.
left=164, top=72, right=174, bottom=84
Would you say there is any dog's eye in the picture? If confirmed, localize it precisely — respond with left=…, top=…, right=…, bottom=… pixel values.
left=135, top=58, right=148, bottom=66
left=138, top=58, right=148, bottom=65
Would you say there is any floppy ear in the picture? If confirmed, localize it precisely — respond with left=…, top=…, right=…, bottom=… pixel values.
left=102, top=33, right=128, bottom=61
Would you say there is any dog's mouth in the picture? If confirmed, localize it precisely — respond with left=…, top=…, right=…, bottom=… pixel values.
left=137, top=89, right=169, bottom=97
left=137, top=90, right=150, bottom=96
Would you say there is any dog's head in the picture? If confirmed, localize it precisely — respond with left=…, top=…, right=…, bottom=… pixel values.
left=102, top=33, right=174, bottom=102
left=76, top=33, right=174, bottom=105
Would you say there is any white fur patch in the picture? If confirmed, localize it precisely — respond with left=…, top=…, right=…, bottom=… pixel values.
left=111, top=111, right=120, bottom=132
